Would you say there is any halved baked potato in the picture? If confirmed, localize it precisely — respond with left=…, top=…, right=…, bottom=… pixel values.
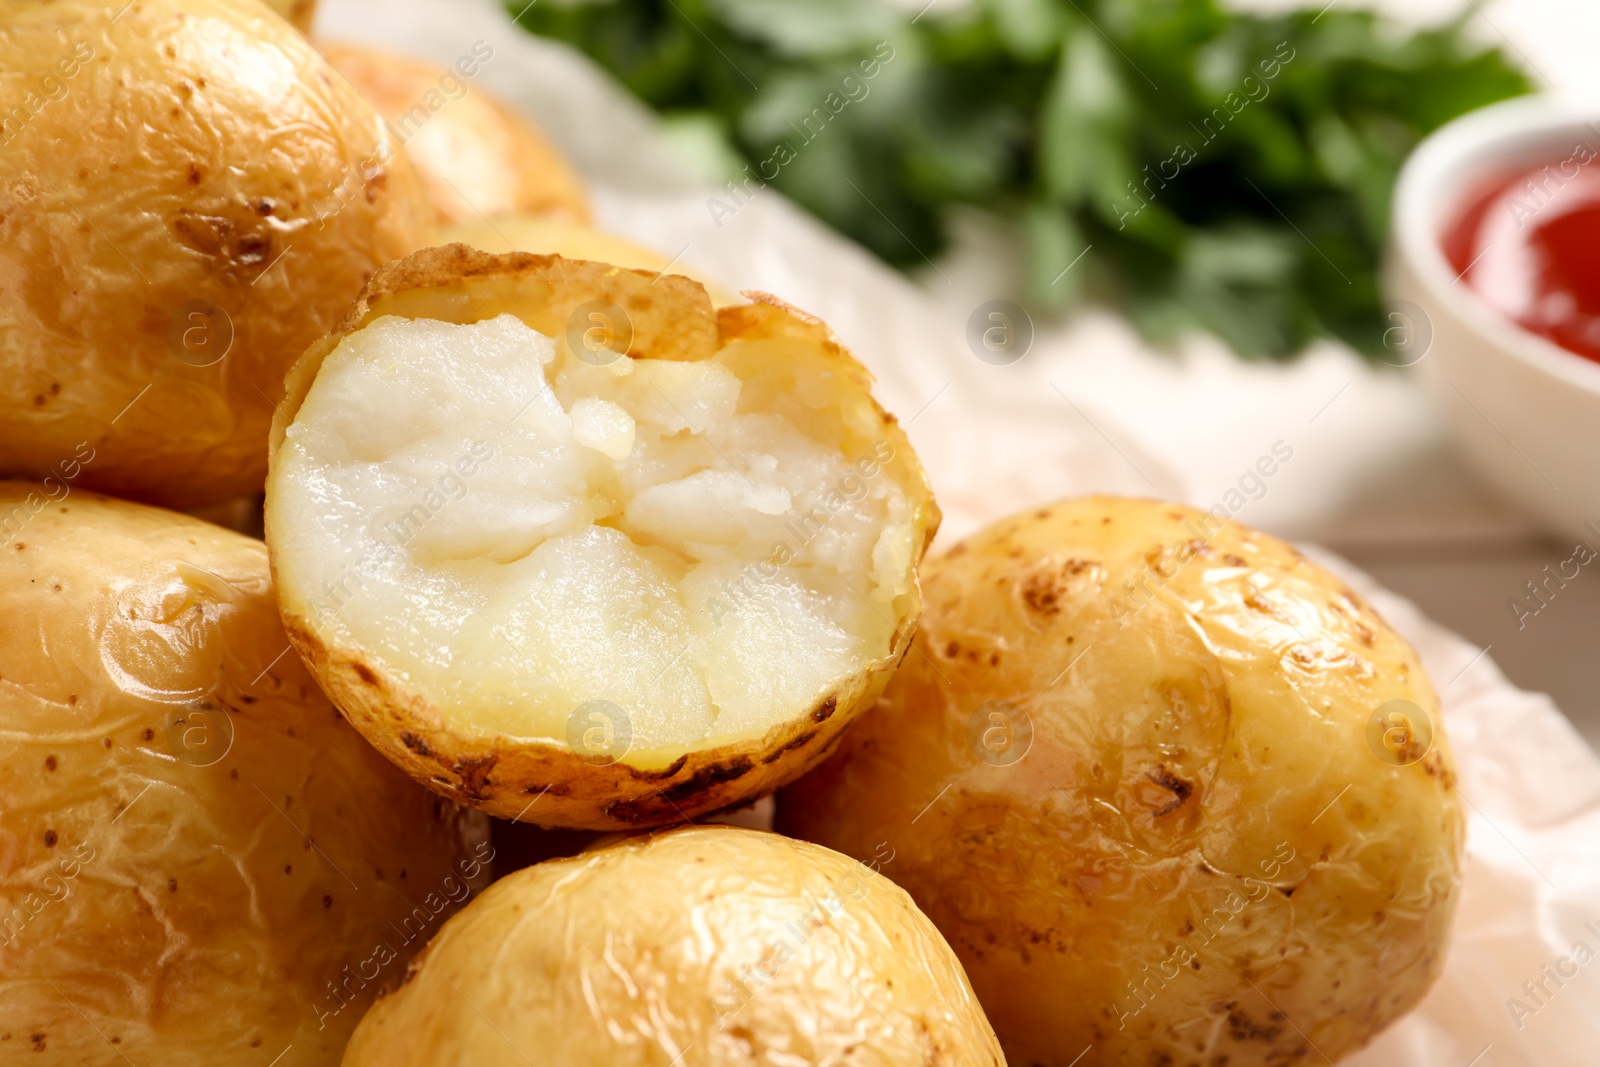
left=778, top=496, right=1464, bottom=1067
left=323, top=41, right=589, bottom=226
left=0, top=484, right=489, bottom=1066
left=0, top=0, right=432, bottom=509
left=263, top=246, right=938, bottom=829
left=343, top=826, right=1003, bottom=1066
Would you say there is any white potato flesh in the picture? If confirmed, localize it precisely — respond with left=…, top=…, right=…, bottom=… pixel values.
left=271, top=313, right=913, bottom=754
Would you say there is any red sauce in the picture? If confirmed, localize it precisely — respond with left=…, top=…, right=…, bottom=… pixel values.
left=1444, top=142, right=1600, bottom=362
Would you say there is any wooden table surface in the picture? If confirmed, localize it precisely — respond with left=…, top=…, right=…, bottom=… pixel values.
left=1316, top=436, right=1600, bottom=751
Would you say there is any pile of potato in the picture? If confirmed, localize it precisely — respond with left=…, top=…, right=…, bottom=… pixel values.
left=0, top=2, right=1463, bottom=1065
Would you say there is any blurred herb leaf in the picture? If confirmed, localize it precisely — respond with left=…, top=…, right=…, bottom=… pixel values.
left=513, top=0, right=1531, bottom=359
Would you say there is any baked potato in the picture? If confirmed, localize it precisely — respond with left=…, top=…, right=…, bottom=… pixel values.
left=0, top=484, right=490, bottom=1065
left=443, top=213, right=737, bottom=305
left=322, top=41, right=589, bottom=226
left=0, top=0, right=433, bottom=510
left=778, top=496, right=1464, bottom=1067
left=263, top=245, right=937, bottom=830
left=343, top=825, right=1003, bottom=1066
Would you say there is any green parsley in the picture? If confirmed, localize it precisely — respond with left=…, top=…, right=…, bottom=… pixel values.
left=514, top=0, right=1530, bottom=358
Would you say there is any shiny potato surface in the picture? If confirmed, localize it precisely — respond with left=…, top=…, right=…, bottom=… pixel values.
left=322, top=41, right=589, bottom=226
left=264, top=245, right=938, bottom=830
left=0, top=485, right=489, bottom=1065
left=343, top=825, right=1004, bottom=1066
left=778, top=496, right=1464, bottom=1067
left=0, top=0, right=432, bottom=509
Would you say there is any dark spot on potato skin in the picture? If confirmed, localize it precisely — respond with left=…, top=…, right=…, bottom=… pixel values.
left=44, top=755, right=57, bottom=771
left=399, top=731, right=431, bottom=757
left=1147, top=765, right=1195, bottom=816
left=353, top=663, right=379, bottom=686
left=630, top=755, right=689, bottom=781
left=1020, top=569, right=1064, bottom=616
left=762, top=730, right=817, bottom=764
left=43, top=830, right=57, bottom=847
left=452, top=755, right=499, bottom=801
left=1226, top=1008, right=1283, bottom=1043
left=812, top=696, right=837, bottom=723
left=657, top=757, right=755, bottom=803
left=606, top=757, right=758, bottom=823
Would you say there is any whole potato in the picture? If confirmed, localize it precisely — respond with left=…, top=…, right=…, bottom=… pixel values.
left=0, top=484, right=489, bottom=1065
left=343, top=825, right=1004, bottom=1066
left=0, top=0, right=432, bottom=509
left=264, top=246, right=938, bottom=830
left=779, top=496, right=1464, bottom=1067
left=323, top=41, right=589, bottom=226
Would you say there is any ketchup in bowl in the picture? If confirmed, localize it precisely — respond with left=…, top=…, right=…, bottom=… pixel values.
left=1444, top=141, right=1600, bottom=362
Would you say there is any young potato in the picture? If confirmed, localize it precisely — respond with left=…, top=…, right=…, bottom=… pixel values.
left=778, top=496, right=1464, bottom=1067
left=443, top=213, right=737, bottom=305
left=0, top=485, right=490, bottom=1066
left=342, top=826, right=1003, bottom=1066
left=263, top=245, right=937, bottom=830
left=0, top=0, right=432, bottom=510
left=322, top=41, right=589, bottom=226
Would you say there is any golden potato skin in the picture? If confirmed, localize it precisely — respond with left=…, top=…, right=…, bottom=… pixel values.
left=0, top=0, right=432, bottom=509
left=322, top=41, right=589, bottom=226
left=264, top=245, right=939, bottom=831
left=778, top=497, right=1464, bottom=1067
left=344, top=826, right=1004, bottom=1066
left=0, top=485, right=489, bottom=1065
left=443, top=213, right=737, bottom=305
left=261, top=0, right=316, bottom=33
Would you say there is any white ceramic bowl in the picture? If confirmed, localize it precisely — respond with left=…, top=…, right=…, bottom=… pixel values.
left=1388, top=94, right=1600, bottom=543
